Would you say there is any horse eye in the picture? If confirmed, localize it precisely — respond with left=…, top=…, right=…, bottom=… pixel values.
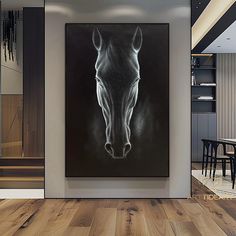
left=132, top=78, right=140, bottom=86
left=134, top=77, right=140, bottom=83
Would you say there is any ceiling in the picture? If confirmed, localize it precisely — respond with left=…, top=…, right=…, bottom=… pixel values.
left=191, top=0, right=210, bottom=26
left=192, top=0, right=236, bottom=53
left=1, top=0, right=44, bottom=10
left=203, top=20, right=236, bottom=53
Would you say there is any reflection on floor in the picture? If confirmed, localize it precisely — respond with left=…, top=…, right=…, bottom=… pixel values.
left=1, top=95, right=23, bottom=157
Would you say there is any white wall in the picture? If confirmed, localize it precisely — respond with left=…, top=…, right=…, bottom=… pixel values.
left=1, top=0, right=45, bottom=95
left=1, top=0, right=44, bottom=10
left=45, top=0, right=191, bottom=198
left=1, top=19, right=23, bottom=94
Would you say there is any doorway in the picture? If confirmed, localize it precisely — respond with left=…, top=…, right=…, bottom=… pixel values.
left=191, top=0, right=236, bottom=199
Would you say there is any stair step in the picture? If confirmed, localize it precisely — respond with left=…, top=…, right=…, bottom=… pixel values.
left=0, top=177, right=44, bottom=182
left=0, top=166, right=44, bottom=170
left=0, top=158, right=44, bottom=166
left=1, top=141, right=22, bottom=148
left=0, top=157, right=44, bottom=160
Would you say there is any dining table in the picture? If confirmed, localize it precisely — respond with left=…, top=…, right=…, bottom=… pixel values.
left=219, top=138, right=236, bottom=144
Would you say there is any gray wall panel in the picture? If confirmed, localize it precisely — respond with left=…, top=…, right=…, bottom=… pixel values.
left=209, top=113, right=217, bottom=140
left=197, top=114, right=208, bottom=162
left=217, top=54, right=236, bottom=140
left=192, top=113, right=217, bottom=162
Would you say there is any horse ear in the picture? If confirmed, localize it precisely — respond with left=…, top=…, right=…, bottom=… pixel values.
left=132, top=26, right=143, bottom=53
left=92, top=28, right=102, bottom=51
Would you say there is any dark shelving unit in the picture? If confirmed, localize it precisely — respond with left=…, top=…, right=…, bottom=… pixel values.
left=192, top=85, right=216, bottom=87
left=191, top=54, right=217, bottom=162
left=192, top=100, right=216, bottom=102
left=191, top=54, right=216, bottom=113
left=193, top=67, right=216, bottom=70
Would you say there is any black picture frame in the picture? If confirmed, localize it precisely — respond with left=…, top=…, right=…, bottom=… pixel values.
left=65, top=23, right=169, bottom=177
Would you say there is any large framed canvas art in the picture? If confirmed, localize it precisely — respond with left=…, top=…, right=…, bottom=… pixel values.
left=65, top=24, right=169, bottom=177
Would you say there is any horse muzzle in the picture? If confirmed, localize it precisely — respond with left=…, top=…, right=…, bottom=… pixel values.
left=105, top=142, right=131, bottom=159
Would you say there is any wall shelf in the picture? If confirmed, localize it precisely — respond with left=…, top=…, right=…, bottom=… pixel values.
left=192, top=100, right=216, bottom=102
left=192, top=112, right=216, bottom=114
left=192, top=85, right=216, bottom=87
left=191, top=54, right=216, bottom=113
left=193, top=67, right=216, bottom=70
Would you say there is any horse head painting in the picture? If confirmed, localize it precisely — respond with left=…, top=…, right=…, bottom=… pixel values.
left=66, top=23, right=169, bottom=177
left=92, top=27, right=143, bottom=159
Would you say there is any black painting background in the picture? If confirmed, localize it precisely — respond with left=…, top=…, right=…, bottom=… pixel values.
left=66, top=24, right=169, bottom=177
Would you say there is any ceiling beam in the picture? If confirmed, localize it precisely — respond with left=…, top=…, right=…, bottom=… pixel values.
left=192, top=3, right=236, bottom=53
left=192, top=0, right=236, bottom=50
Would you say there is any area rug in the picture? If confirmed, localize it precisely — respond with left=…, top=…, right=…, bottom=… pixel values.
left=192, top=170, right=236, bottom=198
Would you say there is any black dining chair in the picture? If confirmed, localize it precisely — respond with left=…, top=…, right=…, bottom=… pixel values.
left=222, top=143, right=236, bottom=189
left=231, top=155, right=236, bottom=189
left=209, top=140, right=234, bottom=182
left=201, top=139, right=212, bottom=176
left=226, top=145, right=236, bottom=189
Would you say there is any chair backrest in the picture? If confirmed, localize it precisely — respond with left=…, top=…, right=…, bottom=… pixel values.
left=202, top=139, right=236, bottom=158
left=223, top=142, right=236, bottom=159
left=202, top=139, right=212, bottom=156
left=202, top=139, right=223, bottom=158
left=210, top=140, right=221, bottom=158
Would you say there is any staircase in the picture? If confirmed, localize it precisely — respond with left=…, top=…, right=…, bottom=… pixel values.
left=0, top=157, right=44, bottom=189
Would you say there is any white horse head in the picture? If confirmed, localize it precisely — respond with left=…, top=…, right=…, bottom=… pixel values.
left=93, top=27, right=143, bottom=159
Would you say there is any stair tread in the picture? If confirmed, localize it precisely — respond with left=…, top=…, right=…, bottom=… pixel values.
left=0, top=177, right=44, bottom=182
left=1, top=141, right=22, bottom=148
left=0, top=166, right=44, bottom=170
left=0, top=157, right=44, bottom=160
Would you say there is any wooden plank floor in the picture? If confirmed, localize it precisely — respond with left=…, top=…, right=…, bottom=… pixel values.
left=0, top=198, right=235, bottom=235
left=0, top=164, right=234, bottom=235
left=192, top=163, right=215, bottom=197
